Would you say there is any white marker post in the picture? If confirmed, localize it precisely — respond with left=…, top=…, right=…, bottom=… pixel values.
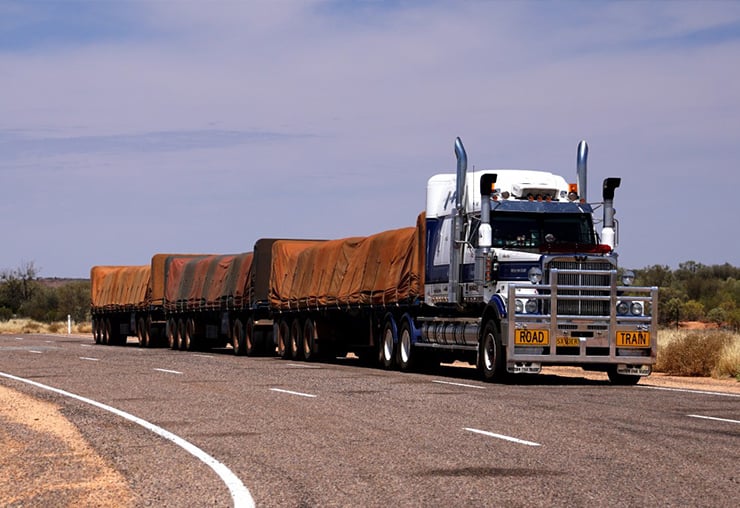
left=67, top=314, right=72, bottom=335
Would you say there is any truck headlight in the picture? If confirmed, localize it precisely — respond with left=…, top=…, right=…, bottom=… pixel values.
left=630, top=302, right=644, bottom=316
left=622, top=270, right=635, bottom=286
left=616, top=301, right=629, bottom=315
left=515, top=299, right=524, bottom=313
left=525, top=299, right=538, bottom=314
left=528, top=267, right=543, bottom=284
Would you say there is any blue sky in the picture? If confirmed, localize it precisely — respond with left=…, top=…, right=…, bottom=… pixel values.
left=1, top=0, right=739, bottom=278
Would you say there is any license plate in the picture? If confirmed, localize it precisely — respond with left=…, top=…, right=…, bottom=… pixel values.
left=515, top=329, right=549, bottom=346
left=556, top=336, right=580, bottom=347
left=616, top=331, right=650, bottom=347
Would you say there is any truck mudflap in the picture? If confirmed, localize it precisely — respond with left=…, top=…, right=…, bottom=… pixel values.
left=504, top=268, right=659, bottom=369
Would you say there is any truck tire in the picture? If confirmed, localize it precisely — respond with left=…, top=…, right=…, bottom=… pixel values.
left=167, top=319, right=177, bottom=349
left=175, top=319, right=186, bottom=351
left=245, top=318, right=257, bottom=356
left=290, top=319, right=303, bottom=360
left=380, top=318, right=396, bottom=369
left=232, top=319, right=245, bottom=356
left=302, top=318, right=317, bottom=362
left=277, top=319, right=291, bottom=359
left=478, top=320, right=505, bottom=382
left=93, top=318, right=102, bottom=344
left=183, top=318, right=195, bottom=351
left=137, top=317, right=148, bottom=348
left=607, top=366, right=641, bottom=386
left=397, top=320, right=414, bottom=371
left=103, top=318, right=111, bottom=345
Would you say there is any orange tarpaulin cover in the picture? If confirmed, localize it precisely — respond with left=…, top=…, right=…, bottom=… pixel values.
left=164, top=253, right=253, bottom=311
left=269, top=215, right=425, bottom=310
left=90, top=265, right=150, bottom=310
left=149, top=253, right=207, bottom=307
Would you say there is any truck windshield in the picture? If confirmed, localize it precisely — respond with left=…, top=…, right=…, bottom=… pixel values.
left=489, top=212, right=596, bottom=251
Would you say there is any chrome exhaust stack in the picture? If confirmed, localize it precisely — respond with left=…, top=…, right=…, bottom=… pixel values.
left=602, top=177, right=621, bottom=249
left=577, top=140, right=588, bottom=202
left=449, top=137, right=467, bottom=304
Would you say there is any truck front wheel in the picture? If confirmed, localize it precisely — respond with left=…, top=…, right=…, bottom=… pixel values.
left=478, top=320, right=505, bottom=382
left=606, top=366, right=641, bottom=385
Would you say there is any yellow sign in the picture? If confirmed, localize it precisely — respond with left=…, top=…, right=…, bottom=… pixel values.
left=556, top=336, right=580, bottom=347
left=616, top=331, right=650, bottom=347
left=515, top=329, right=549, bottom=346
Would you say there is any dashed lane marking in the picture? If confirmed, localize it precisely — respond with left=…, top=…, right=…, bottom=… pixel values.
left=464, top=427, right=541, bottom=447
left=0, top=370, right=255, bottom=508
left=80, top=357, right=100, bottom=361
left=270, top=388, right=317, bottom=398
left=29, top=350, right=43, bottom=354
left=154, top=368, right=183, bottom=375
left=688, top=414, right=740, bottom=425
left=286, top=363, right=322, bottom=369
left=432, top=380, right=485, bottom=390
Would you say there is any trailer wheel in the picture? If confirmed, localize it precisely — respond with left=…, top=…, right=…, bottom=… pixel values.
left=167, top=319, right=177, bottom=349
left=380, top=318, right=396, bottom=369
left=478, top=320, right=505, bottom=382
left=302, top=318, right=317, bottom=361
left=397, top=320, right=414, bottom=371
left=290, top=319, right=303, bottom=360
left=231, top=319, right=245, bottom=355
left=245, top=318, right=257, bottom=356
left=137, top=317, right=148, bottom=348
left=277, top=319, right=290, bottom=359
left=606, top=366, right=641, bottom=386
left=92, top=318, right=101, bottom=344
left=174, top=319, right=185, bottom=350
left=103, top=318, right=111, bottom=345
left=182, top=318, right=195, bottom=351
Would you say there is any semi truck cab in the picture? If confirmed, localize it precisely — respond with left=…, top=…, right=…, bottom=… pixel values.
left=420, top=138, right=658, bottom=384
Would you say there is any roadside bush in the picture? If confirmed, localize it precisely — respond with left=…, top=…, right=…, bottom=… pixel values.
left=0, top=306, right=12, bottom=321
left=656, top=331, right=735, bottom=377
left=715, top=340, right=740, bottom=379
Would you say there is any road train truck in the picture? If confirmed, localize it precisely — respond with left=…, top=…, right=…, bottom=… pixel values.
left=90, top=137, right=658, bottom=384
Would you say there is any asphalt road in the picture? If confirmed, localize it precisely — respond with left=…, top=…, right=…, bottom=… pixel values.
left=1, top=333, right=739, bottom=507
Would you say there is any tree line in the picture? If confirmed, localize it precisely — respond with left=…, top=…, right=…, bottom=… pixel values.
left=0, top=262, right=90, bottom=323
left=635, top=261, right=740, bottom=329
left=1, top=260, right=738, bottom=328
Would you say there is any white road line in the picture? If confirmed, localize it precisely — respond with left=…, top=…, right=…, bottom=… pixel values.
left=0, top=370, right=254, bottom=508
left=641, top=386, right=740, bottom=398
left=192, top=354, right=213, bottom=359
left=15, top=337, right=24, bottom=341
left=80, top=357, right=100, bottom=362
left=80, top=344, right=93, bottom=348
left=270, top=388, right=317, bottom=398
left=432, top=380, right=485, bottom=390
left=29, top=350, right=43, bottom=354
left=688, top=414, right=740, bottom=425
left=286, top=363, right=322, bottom=369
left=464, top=427, right=541, bottom=447
left=154, top=368, right=183, bottom=375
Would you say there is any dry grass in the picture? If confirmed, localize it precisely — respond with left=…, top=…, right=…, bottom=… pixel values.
left=656, top=328, right=740, bottom=379
left=0, top=318, right=92, bottom=335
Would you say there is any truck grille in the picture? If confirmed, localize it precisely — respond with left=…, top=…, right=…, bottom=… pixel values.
left=544, top=259, right=614, bottom=316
